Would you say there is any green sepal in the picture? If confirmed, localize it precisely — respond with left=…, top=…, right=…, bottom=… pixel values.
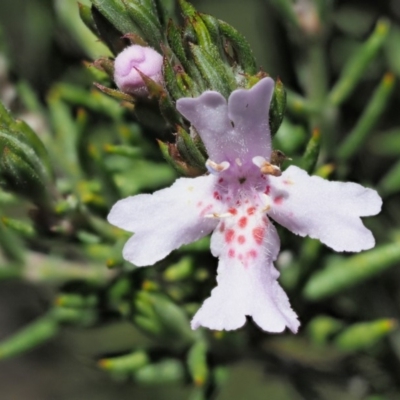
left=176, top=125, right=207, bottom=171
left=200, top=13, right=223, bottom=53
left=190, top=43, right=234, bottom=97
left=303, top=241, right=400, bottom=301
left=92, top=56, right=115, bottom=78
left=78, top=2, right=99, bottom=36
left=301, top=128, right=321, bottom=173
left=94, top=82, right=136, bottom=103
left=163, top=55, right=184, bottom=100
left=269, top=78, right=287, bottom=135
left=176, top=69, right=197, bottom=96
left=134, top=69, right=183, bottom=125
left=187, top=341, right=209, bottom=387
left=218, top=19, right=257, bottom=74
left=167, top=19, right=189, bottom=68
left=179, top=0, right=218, bottom=58
left=122, top=0, right=163, bottom=48
left=158, top=140, right=203, bottom=177
left=329, top=19, right=390, bottom=107
left=99, top=350, right=149, bottom=372
left=334, top=319, right=397, bottom=352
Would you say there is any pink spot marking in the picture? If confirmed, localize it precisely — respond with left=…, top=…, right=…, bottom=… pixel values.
left=247, top=207, right=256, bottom=216
left=236, top=200, right=242, bottom=206
left=219, top=222, right=225, bottom=233
left=264, top=185, right=270, bottom=195
left=238, top=254, right=243, bottom=261
left=248, top=249, right=257, bottom=258
left=228, top=208, right=237, bottom=215
left=253, top=227, right=265, bottom=245
left=228, top=249, right=235, bottom=258
left=238, top=216, right=248, bottom=228
left=218, top=178, right=224, bottom=183
left=238, top=235, right=246, bottom=245
left=213, top=191, right=221, bottom=201
left=225, top=229, right=235, bottom=244
left=197, top=201, right=203, bottom=208
left=274, top=196, right=284, bottom=205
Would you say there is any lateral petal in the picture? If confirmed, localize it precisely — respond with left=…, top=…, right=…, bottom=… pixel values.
left=108, top=175, right=220, bottom=266
left=268, top=166, right=382, bottom=252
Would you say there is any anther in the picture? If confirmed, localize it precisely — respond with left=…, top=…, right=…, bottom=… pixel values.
left=252, top=156, right=282, bottom=177
left=206, top=159, right=230, bottom=175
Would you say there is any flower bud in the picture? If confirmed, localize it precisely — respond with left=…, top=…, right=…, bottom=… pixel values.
left=114, top=45, right=163, bottom=96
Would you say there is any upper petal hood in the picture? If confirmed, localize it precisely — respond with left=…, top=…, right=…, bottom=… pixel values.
left=176, top=77, right=274, bottom=164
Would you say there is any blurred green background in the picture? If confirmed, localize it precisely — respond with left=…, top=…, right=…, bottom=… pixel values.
left=1, top=0, right=400, bottom=399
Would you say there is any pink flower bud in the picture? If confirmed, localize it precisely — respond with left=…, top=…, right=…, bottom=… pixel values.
left=113, top=45, right=163, bottom=96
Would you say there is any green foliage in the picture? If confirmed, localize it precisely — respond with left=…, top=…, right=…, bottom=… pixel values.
left=0, top=0, right=399, bottom=399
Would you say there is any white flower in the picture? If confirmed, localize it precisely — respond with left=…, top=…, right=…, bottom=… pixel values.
left=108, top=78, right=382, bottom=333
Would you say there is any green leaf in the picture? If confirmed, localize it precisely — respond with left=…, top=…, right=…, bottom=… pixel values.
left=134, top=359, right=185, bottom=385
left=334, top=319, right=397, bottom=352
left=0, top=314, right=59, bottom=360
left=99, top=350, right=149, bottom=372
left=329, top=19, right=390, bottom=106
left=122, top=0, right=163, bottom=48
left=378, top=159, right=400, bottom=197
left=187, top=341, right=209, bottom=386
left=90, top=0, right=138, bottom=34
left=338, top=73, right=395, bottom=161
left=303, top=242, right=400, bottom=301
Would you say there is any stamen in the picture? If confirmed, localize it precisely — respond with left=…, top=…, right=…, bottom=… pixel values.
left=204, top=212, right=233, bottom=219
left=260, top=193, right=271, bottom=212
left=206, top=159, right=230, bottom=175
left=252, top=156, right=282, bottom=177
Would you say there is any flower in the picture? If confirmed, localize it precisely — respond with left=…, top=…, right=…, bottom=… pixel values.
left=113, top=45, right=163, bottom=96
left=108, top=78, right=382, bottom=333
